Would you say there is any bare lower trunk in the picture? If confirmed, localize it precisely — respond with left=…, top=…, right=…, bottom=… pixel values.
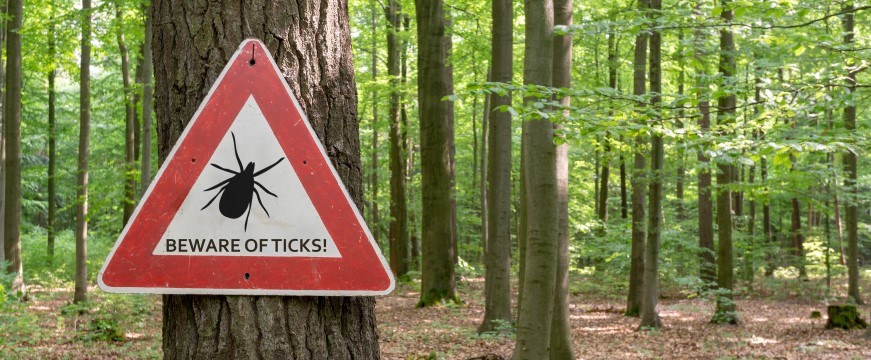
left=3, top=0, right=24, bottom=295
left=386, top=0, right=409, bottom=278
left=842, top=2, right=862, bottom=305
left=694, top=1, right=715, bottom=286
left=74, top=0, right=92, bottom=304
left=155, top=1, right=382, bottom=357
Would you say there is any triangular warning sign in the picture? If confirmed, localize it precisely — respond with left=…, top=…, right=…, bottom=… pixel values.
left=98, top=39, right=395, bottom=296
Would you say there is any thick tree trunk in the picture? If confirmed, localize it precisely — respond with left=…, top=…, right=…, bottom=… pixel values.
left=842, top=2, right=862, bottom=305
left=385, top=0, right=409, bottom=278
left=640, top=0, right=662, bottom=329
left=47, top=17, right=57, bottom=259
left=117, top=1, right=136, bottom=224
left=479, top=0, right=513, bottom=334
left=140, top=0, right=154, bottom=193
left=415, top=0, right=458, bottom=306
left=154, top=1, right=381, bottom=358
left=514, top=0, right=557, bottom=358
left=712, top=0, right=737, bottom=324
left=3, top=0, right=24, bottom=295
left=626, top=0, right=649, bottom=318
left=694, top=1, right=716, bottom=286
left=74, top=0, right=92, bottom=304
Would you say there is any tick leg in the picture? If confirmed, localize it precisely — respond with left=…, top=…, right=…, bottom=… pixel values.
left=254, top=181, right=277, bottom=197
left=244, top=201, right=252, bottom=231
left=210, top=163, right=238, bottom=175
left=200, top=187, right=226, bottom=210
left=232, top=132, right=244, bottom=172
left=204, top=178, right=232, bottom=191
left=253, top=188, right=270, bottom=217
left=253, top=157, right=285, bottom=177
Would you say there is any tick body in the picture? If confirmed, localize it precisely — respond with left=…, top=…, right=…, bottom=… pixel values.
left=201, top=132, right=284, bottom=230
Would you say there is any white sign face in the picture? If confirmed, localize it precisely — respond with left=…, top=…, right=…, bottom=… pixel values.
left=153, top=96, right=341, bottom=258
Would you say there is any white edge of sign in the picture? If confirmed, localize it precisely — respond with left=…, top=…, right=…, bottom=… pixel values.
left=97, top=38, right=396, bottom=296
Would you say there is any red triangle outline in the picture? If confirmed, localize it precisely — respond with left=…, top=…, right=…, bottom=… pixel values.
left=98, top=39, right=395, bottom=295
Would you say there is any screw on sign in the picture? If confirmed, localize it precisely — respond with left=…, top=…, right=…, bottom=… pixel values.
left=200, top=132, right=284, bottom=231
left=98, top=38, right=395, bottom=296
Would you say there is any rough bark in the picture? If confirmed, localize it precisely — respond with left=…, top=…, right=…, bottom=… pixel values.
left=154, top=1, right=382, bottom=358
left=479, top=0, right=513, bottom=334
left=549, top=0, right=574, bottom=357
left=514, top=0, right=556, bottom=358
left=385, top=0, right=409, bottom=278
left=626, top=0, right=649, bottom=318
left=694, top=1, right=716, bottom=286
left=415, top=0, right=458, bottom=307
left=140, top=0, right=154, bottom=193
left=640, top=0, right=662, bottom=329
left=47, top=17, right=57, bottom=259
left=3, top=0, right=23, bottom=295
left=74, top=0, right=92, bottom=304
left=117, top=0, right=136, bottom=224
left=842, top=2, right=862, bottom=306
left=712, top=0, right=737, bottom=324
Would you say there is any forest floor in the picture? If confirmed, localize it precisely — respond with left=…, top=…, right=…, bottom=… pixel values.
left=1, top=274, right=870, bottom=359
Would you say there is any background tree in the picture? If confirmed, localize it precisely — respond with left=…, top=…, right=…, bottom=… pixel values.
left=3, top=0, right=24, bottom=295
left=74, top=0, right=92, bottom=304
left=386, top=0, right=410, bottom=278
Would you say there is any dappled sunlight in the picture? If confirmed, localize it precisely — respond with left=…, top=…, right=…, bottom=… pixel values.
left=747, top=335, right=779, bottom=345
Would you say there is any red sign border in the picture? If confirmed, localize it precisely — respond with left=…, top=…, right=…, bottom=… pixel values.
left=97, top=39, right=395, bottom=296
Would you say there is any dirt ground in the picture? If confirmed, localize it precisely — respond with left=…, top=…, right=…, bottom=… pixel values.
left=3, top=278, right=870, bottom=359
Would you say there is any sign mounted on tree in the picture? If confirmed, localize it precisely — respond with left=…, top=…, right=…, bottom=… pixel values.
left=98, top=39, right=395, bottom=296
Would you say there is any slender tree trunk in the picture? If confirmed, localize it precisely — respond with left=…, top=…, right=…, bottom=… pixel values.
left=550, top=0, right=573, bottom=357
left=385, top=0, right=409, bottom=278
left=2, top=0, right=23, bottom=295
left=74, top=0, right=92, bottom=304
left=47, top=15, right=57, bottom=259
left=514, top=0, right=556, bottom=357
left=640, top=0, right=662, bottom=329
left=598, top=32, right=617, bottom=223
left=712, top=0, right=737, bottom=324
left=369, top=2, right=381, bottom=249
left=479, top=0, right=512, bottom=334
left=140, top=0, right=154, bottom=193
left=155, top=1, right=382, bottom=358
left=480, top=75, right=489, bottom=254
left=401, top=15, right=419, bottom=267
left=0, top=0, right=7, bottom=266
left=415, top=0, right=458, bottom=307
left=619, top=149, right=627, bottom=219
left=842, top=2, right=863, bottom=305
left=675, top=32, right=686, bottom=220
left=694, top=1, right=715, bottom=286
left=117, top=0, right=136, bottom=224
left=625, top=0, right=649, bottom=318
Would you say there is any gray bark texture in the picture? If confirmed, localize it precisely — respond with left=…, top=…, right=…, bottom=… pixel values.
left=640, top=0, right=662, bottom=330
left=479, top=0, right=513, bottom=334
left=74, top=0, right=91, bottom=304
left=414, top=0, right=459, bottom=307
left=712, top=0, right=738, bottom=324
left=385, top=0, right=410, bottom=278
left=549, top=0, right=574, bottom=357
left=626, top=0, right=649, bottom=318
left=842, top=2, right=863, bottom=306
left=693, top=1, right=715, bottom=286
left=514, top=0, right=557, bottom=358
left=3, top=0, right=23, bottom=294
left=153, top=1, right=381, bottom=358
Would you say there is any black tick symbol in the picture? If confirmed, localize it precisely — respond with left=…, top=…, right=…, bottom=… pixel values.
left=201, top=132, right=284, bottom=231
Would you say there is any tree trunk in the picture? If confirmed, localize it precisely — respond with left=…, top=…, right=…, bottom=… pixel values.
left=369, top=2, right=381, bottom=249
left=842, top=2, right=862, bottom=306
left=401, top=15, right=418, bottom=267
left=514, top=0, right=556, bottom=357
left=0, top=0, right=6, bottom=266
left=117, top=0, right=136, bottom=224
left=712, top=0, right=737, bottom=324
left=626, top=0, right=648, bottom=318
left=154, top=1, right=382, bottom=358
left=385, top=0, right=409, bottom=278
left=694, top=1, right=715, bottom=286
left=619, top=149, right=627, bottom=219
left=140, top=0, right=154, bottom=193
left=479, top=0, right=512, bottom=334
left=640, top=0, right=662, bottom=329
left=675, top=32, right=686, bottom=220
left=74, top=0, right=92, bottom=304
left=415, top=0, right=458, bottom=307
left=3, top=0, right=24, bottom=295
left=549, top=0, right=573, bottom=357
left=597, top=31, right=617, bottom=223
left=47, top=16, right=57, bottom=259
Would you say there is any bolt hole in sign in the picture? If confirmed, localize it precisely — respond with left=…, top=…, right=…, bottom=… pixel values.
left=98, top=39, right=395, bottom=296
